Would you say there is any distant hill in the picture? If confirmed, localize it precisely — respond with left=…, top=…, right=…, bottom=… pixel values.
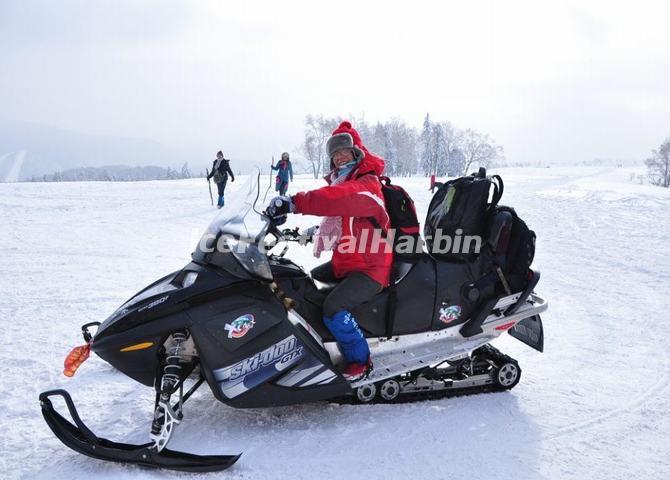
left=0, top=122, right=197, bottom=182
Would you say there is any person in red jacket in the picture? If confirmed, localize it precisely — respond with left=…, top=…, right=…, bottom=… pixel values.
left=267, top=121, right=392, bottom=381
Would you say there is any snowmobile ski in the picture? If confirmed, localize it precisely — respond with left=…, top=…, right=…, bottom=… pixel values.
left=39, top=390, right=241, bottom=472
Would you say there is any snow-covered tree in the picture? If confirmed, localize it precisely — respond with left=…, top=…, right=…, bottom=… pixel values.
left=436, top=121, right=463, bottom=176
left=448, top=147, right=466, bottom=177
left=432, top=123, right=447, bottom=176
left=301, top=112, right=502, bottom=179
left=166, top=166, right=180, bottom=180
left=646, top=137, right=670, bottom=187
left=180, top=162, right=191, bottom=179
left=420, top=113, right=434, bottom=176
left=387, top=119, right=418, bottom=176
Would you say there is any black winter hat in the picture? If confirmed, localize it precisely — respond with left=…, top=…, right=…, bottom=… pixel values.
left=326, top=133, right=364, bottom=161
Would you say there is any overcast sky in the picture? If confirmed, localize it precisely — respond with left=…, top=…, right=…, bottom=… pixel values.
left=1, top=0, right=668, bottom=169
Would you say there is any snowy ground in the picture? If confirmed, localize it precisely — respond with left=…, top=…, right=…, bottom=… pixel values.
left=1, top=166, right=669, bottom=480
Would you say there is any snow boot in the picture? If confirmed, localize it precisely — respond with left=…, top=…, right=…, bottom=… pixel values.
left=342, top=357, right=373, bottom=382
left=324, top=310, right=372, bottom=381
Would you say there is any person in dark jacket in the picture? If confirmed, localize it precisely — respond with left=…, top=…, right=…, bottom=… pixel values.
left=266, top=121, right=392, bottom=381
left=272, top=152, right=293, bottom=195
left=207, top=151, right=235, bottom=208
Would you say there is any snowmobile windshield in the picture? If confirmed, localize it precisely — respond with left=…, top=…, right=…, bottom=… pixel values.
left=192, top=168, right=273, bottom=280
left=200, top=169, right=267, bottom=243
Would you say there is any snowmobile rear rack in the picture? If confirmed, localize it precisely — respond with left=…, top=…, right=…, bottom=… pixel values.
left=505, top=270, right=541, bottom=316
left=39, top=389, right=241, bottom=472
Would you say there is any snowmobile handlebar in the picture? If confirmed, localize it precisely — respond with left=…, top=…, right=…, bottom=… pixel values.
left=262, top=214, right=315, bottom=248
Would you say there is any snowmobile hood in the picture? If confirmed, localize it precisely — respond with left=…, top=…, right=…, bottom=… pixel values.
left=94, top=263, right=247, bottom=339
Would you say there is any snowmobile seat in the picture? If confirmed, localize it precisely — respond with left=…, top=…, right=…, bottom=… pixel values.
left=299, top=255, right=436, bottom=339
left=310, top=263, right=340, bottom=292
left=310, top=257, right=416, bottom=293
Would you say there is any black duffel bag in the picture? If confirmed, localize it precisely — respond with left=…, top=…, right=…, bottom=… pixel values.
left=425, top=167, right=503, bottom=261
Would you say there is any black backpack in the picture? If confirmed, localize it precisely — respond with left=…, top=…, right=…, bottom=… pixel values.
left=365, top=176, right=420, bottom=254
left=425, top=168, right=503, bottom=261
left=489, top=205, right=536, bottom=292
left=379, top=176, right=420, bottom=240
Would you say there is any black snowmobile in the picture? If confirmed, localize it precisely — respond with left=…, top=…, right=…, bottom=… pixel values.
left=39, top=169, right=547, bottom=472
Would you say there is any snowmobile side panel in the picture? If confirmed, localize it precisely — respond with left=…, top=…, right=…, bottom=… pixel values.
left=189, top=284, right=350, bottom=407
left=432, top=258, right=483, bottom=329
left=380, top=255, right=436, bottom=335
left=39, top=389, right=240, bottom=472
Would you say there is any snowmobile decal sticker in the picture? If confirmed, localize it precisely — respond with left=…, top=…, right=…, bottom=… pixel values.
left=224, top=314, right=256, bottom=339
left=275, top=353, right=334, bottom=387
left=439, top=304, right=462, bottom=324
left=213, top=335, right=305, bottom=398
left=137, top=295, right=169, bottom=312
left=300, top=369, right=337, bottom=386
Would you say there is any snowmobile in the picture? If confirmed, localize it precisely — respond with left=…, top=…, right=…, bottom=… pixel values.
left=39, top=169, right=548, bottom=472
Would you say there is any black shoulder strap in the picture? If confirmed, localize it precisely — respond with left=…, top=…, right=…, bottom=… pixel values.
left=490, top=175, right=504, bottom=209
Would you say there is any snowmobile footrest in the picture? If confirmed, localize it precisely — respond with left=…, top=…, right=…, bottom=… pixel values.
left=38, top=389, right=241, bottom=472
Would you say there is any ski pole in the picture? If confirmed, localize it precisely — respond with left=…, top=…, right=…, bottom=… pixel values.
left=262, top=156, right=274, bottom=203
left=205, top=168, right=214, bottom=206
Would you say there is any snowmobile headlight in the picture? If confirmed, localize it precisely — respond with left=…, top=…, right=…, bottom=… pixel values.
left=230, top=239, right=273, bottom=281
left=181, top=271, right=198, bottom=288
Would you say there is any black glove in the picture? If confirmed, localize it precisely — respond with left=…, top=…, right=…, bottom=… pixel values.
left=267, top=196, right=295, bottom=218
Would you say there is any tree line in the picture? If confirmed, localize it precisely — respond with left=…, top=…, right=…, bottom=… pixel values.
left=31, top=162, right=195, bottom=182
left=301, top=113, right=504, bottom=178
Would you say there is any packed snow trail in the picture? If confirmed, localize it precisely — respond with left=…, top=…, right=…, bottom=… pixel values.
left=1, top=167, right=668, bottom=480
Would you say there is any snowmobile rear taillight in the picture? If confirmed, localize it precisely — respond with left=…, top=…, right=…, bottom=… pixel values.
left=63, top=343, right=91, bottom=377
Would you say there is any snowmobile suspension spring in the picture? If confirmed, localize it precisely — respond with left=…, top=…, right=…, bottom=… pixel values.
left=160, top=331, right=188, bottom=394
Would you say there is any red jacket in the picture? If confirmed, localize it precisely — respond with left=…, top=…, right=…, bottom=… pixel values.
left=292, top=123, right=393, bottom=287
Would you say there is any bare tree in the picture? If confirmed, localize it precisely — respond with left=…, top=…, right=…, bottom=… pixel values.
left=460, top=129, right=504, bottom=175
left=646, top=137, right=670, bottom=187
left=301, top=114, right=340, bottom=178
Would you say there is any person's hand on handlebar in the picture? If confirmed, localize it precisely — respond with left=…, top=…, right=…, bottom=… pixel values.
left=266, top=196, right=295, bottom=218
